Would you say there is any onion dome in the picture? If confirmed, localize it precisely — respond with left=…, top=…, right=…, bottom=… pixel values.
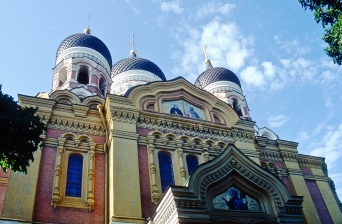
left=195, top=67, right=241, bottom=89
left=195, top=45, right=241, bottom=89
left=56, top=32, right=112, bottom=67
left=111, top=56, right=166, bottom=81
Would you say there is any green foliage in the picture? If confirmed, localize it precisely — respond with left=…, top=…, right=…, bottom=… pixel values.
left=0, top=90, right=46, bottom=173
left=299, top=0, right=342, bottom=64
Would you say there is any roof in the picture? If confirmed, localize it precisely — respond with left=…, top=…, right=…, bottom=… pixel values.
left=111, top=57, right=166, bottom=81
left=56, top=33, right=112, bottom=67
left=194, top=67, right=241, bottom=88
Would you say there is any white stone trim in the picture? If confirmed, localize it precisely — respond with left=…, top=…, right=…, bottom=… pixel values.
left=203, top=81, right=242, bottom=94
left=111, top=70, right=163, bottom=95
left=56, top=47, right=111, bottom=75
left=70, top=87, right=96, bottom=98
left=257, top=127, right=278, bottom=140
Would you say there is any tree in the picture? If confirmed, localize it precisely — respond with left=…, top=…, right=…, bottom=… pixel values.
left=299, top=0, right=342, bottom=64
left=0, top=88, right=45, bottom=173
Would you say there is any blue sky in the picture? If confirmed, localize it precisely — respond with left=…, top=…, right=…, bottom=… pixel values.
left=1, top=1, right=342, bottom=200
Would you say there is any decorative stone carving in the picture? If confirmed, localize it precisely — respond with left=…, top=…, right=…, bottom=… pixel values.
left=138, top=116, right=254, bottom=143
left=48, top=118, right=105, bottom=136
left=298, top=157, right=322, bottom=169
left=259, top=151, right=282, bottom=162
left=111, top=110, right=139, bottom=124
left=281, top=152, right=298, bottom=162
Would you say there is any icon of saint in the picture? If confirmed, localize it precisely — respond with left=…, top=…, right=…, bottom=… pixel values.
left=221, top=190, right=248, bottom=210
left=188, top=107, right=201, bottom=119
left=170, top=104, right=183, bottom=115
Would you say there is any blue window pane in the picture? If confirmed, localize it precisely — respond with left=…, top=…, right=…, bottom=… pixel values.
left=158, top=152, right=174, bottom=192
left=66, top=154, right=83, bottom=197
left=186, top=156, right=199, bottom=175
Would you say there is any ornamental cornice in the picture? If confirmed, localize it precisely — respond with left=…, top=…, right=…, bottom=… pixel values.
left=44, top=137, right=104, bottom=152
left=298, top=156, right=322, bottom=169
left=18, top=94, right=56, bottom=108
left=281, top=152, right=298, bottom=162
left=111, top=109, right=139, bottom=124
left=58, top=50, right=110, bottom=76
left=137, top=115, right=254, bottom=143
left=48, top=118, right=105, bottom=136
left=259, top=150, right=282, bottom=162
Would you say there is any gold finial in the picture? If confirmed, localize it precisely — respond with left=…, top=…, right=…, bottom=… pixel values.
left=84, top=13, right=91, bottom=34
left=130, top=33, right=137, bottom=56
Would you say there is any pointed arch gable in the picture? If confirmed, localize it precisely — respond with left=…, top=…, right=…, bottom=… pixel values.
left=151, top=144, right=304, bottom=224
left=187, top=144, right=301, bottom=210
left=116, top=77, right=240, bottom=127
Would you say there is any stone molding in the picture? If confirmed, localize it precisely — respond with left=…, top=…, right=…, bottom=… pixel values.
left=48, top=118, right=105, bottom=136
left=110, top=109, right=139, bottom=124
left=44, top=136, right=104, bottom=152
left=137, top=115, right=254, bottom=143
left=259, top=150, right=282, bottom=162
left=56, top=47, right=110, bottom=76
left=298, top=156, right=323, bottom=169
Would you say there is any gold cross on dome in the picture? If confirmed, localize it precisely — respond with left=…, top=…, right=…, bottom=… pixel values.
left=131, top=33, right=135, bottom=51
left=202, top=45, right=209, bottom=60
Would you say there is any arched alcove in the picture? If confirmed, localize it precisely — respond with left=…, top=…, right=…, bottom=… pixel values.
left=77, top=66, right=89, bottom=85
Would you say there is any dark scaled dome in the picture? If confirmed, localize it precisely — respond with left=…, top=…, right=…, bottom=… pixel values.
left=111, top=57, right=166, bottom=81
left=56, top=33, right=112, bottom=67
left=195, top=67, right=241, bottom=88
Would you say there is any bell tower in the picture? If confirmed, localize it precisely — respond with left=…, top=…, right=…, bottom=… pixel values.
left=51, top=28, right=112, bottom=99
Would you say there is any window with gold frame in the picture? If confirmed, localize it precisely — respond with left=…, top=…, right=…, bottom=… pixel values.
left=51, top=133, right=96, bottom=211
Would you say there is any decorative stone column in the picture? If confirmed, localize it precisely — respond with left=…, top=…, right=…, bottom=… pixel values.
left=176, top=140, right=186, bottom=185
left=51, top=137, right=66, bottom=207
left=147, top=136, right=160, bottom=203
left=87, top=142, right=96, bottom=211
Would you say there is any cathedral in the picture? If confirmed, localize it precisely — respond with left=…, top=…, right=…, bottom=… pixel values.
left=0, top=27, right=341, bottom=224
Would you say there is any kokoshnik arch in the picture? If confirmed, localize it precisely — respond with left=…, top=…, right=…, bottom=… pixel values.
left=0, top=27, right=341, bottom=224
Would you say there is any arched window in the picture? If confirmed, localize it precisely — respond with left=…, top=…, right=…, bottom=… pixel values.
left=186, top=155, right=199, bottom=175
left=66, top=154, right=83, bottom=197
left=99, top=76, right=107, bottom=95
left=158, top=152, right=174, bottom=192
left=232, top=98, right=243, bottom=116
left=77, top=66, right=89, bottom=85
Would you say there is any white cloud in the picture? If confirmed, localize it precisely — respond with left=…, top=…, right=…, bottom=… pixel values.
left=240, top=66, right=264, bottom=88
left=320, top=70, right=338, bottom=85
left=261, top=61, right=276, bottom=79
left=195, top=2, right=235, bottom=19
left=172, top=18, right=253, bottom=82
left=325, top=97, right=334, bottom=109
left=310, top=124, right=342, bottom=168
left=299, top=131, right=310, bottom=141
left=161, top=1, right=183, bottom=14
left=268, top=114, right=289, bottom=128
left=274, top=36, right=311, bottom=56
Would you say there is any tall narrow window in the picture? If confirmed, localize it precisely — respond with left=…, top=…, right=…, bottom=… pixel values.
left=186, top=155, right=199, bottom=175
left=66, top=154, right=83, bottom=197
left=158, top=152, right=174, bottom=192
left=99, top=77, right=107, bottom=96
left=77, top=66, right=89, bottom=85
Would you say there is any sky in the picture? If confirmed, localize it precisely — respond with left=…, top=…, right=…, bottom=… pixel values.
left=1, top=0, right=342, bottom=200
